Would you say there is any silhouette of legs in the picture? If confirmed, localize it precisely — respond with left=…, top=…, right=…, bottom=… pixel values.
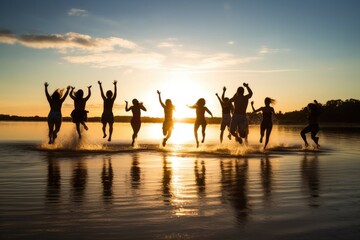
left=48, top=121, right=55, bottom=144
left=102, top=123, right=107, bottom=138
left=53, top=121, right=61, bottom=143
left=81, top=122, right=88, bottom=131
left=301, top=124, right=319, bottom=147
left=201, top=124, right=206, bottom=143
left=264, top=125, right=273, bottom=149
left=220, top=130, right=224, bottom=143
left=76, top=122, right=82, bottom=139
left=194, top=123, right=201, bottom=148
left=108, top=123, right=113, bottom=142
left=131, top=121, right=141, bottom=147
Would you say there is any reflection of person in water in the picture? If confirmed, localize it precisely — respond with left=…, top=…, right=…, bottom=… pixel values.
left=194, top=159, right=206, bottom=197
left=162, top=154, right=172, bottom=204
left=260, top=157, right=273, bottom=204
left=46, top=153, right=61, bottom=203
left=125, top=99, right=147, bottom=147
left=188, top=98, right=213, bottom=148
left=251, top=98, right=276, bottom=149
left=215, top=87, right=234, bottom=143
left=98, top=80, right=117, bottom=142
left=301, top=100, right=321, bottom=148
left=157, top=90, right=175, bottom=147
left=130, top=154, right=141, bottom=189
left=220, top=159, right=249, bottom=225
left=44, top=82, right=70, bottom=144
left=71, top=159, right=88, bottom=203
left=102, top=157, right=113, bottom=201
left=301, top=153, right=320, bottom=208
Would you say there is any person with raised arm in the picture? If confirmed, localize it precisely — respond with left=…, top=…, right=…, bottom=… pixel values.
left=157, top=90, right=175, bottom=147
left=251, top=98, right=276, bottom=149
left=44, top=82, right=70, bottom=144
left=70, top=85, right=92, bottom=139
left=188, top=98, right=213, bottom=148
left=216, top=86, right=234, bottom=143
left=98, top=80, right=117, bottom=142
left=125, top=98, right=147, bottom=147
left=229, top=83, right=253, bottom=144
left=301, top=100, right=321, bottom=148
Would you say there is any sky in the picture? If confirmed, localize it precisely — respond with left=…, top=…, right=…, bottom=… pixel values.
left=0, top=0, right=359, bottom=118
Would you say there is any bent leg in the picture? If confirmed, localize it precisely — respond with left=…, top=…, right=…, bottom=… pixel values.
left=201, top=124, right=207, bottom=143
left=108, top=122, right=113, bottom=142
left=301, top=125, right=311, bottom=146
left=264, top=124, right=273, bottom=149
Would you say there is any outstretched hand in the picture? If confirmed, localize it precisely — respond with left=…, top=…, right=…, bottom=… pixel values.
left=44, top=82, right=49, bottom=87
left=251, top=101, right=254, bottom=105
left=67, top=85, right=71, bottom=90
left=125, top=100, right=128, bottom=104
left=243, top=83, right=249, bottom=87
left=223, top=86, right=226, bottom=92
left=88, top=85, right=92, bottom=89
left=157, top=90, right=160, bottom=95
left=113, top=80, right=117, bottom=85
left=98, top=81, right=102, bottom=85
left=215, top=93, right=219, bottom=96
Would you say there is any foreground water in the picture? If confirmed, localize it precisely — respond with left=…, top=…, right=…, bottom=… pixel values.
left=0, top=122, right=360, bottom=240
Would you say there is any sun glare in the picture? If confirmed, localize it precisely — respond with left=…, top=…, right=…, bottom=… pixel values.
left=160, top=72, right=202, bottom=120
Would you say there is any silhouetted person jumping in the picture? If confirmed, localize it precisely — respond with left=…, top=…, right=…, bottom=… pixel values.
left=251, top=98, right=276, bottom=149
left=229, top=83, right=253, bottom=144
left=44, top=82, right=70, bottom=144
left=216, top=86, right=234, bottom=143
left=125, top=99, right=147, bottom=147
left=301, top=100, right=321, bottom=148
left=70, top=85, right=92, bottom=139
left=157, top=90, right=175, bottom=147
left=188, top=98, right=213, bottom=148
left=98, top=80, right=117, bottom=142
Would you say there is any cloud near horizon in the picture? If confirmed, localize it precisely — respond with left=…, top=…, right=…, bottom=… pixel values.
left=68, top=8, right=89, bottom=17
left=0, top=29, right=290, bottom=72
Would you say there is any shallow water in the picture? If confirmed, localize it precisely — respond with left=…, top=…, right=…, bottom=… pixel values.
left=0, top=122, right=360, bottom=240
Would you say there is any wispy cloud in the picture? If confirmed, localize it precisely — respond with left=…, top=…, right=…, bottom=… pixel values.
left=68, top=8, right=89, bottom=17
left=259, top=46, right=290, bottom=54
left=0, top=29, right=292, bottom=72
left=0, top=29, right=138, bottom=52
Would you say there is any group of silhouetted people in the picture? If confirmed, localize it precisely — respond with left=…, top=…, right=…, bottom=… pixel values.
left=45, top=81, right=321, bottom=149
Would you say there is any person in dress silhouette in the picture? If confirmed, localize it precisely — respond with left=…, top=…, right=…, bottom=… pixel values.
left=216, top=86, right=234, bottom=143
left=251, top=97, right=276, bottom=149
left=188, top=98, right=213, bottom=148
left=70, top=85, right=92, bottom=139
left=125, top=98, right=147, bottom=147
left=157, top=90, right=175, bottom=147
left=44, top=82, right=70, bottom=144
left=98, top=80, right=117, bottom=142
left=301, top=100, right=321, bottom=148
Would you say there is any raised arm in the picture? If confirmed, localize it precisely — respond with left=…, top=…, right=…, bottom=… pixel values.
left=243, top=83, right=253, bottom=98
left=44, top=82, right=51, bottom=102
left=215, top=93, right=223, bottom=105
left=84, top=85, right=92, bottom=101
left=98, top=81, right=106, bottom=100
left=157, top=90, right=165, bottom=108
left=112, top=80, right=117, bottom=100
left=70, top=87, right=76, bottom=100
left=251, top=101, right=262, bottom=113
left=221, top=86, right=226, bottom=100
left=125, top=101, right=130, bottom=112
left=60, top=86, right=71, bottom=103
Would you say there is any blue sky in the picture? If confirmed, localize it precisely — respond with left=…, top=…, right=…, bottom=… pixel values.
left=0, top=0, right=359, bottom=117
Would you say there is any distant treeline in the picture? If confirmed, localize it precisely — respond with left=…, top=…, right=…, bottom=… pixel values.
left=1, top=99, right=359, bottom=124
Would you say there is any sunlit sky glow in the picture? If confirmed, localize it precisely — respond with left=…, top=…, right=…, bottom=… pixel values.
left=0, top=0, right=359, bottom=118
